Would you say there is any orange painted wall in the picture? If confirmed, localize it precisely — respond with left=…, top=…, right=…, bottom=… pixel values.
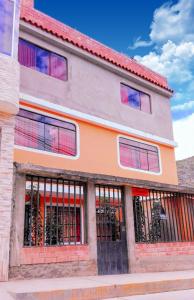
left=14, top=103, right=178, bottom=185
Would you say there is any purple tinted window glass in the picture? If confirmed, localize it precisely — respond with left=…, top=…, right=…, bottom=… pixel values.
left=127, top=86, right=141, bottom=109
left=36, top=48, right=50, bottom=75
left=18, top=39, right=36, bottom=69
left=0, top=0, right=14, bottom=56
left=120, top=84, right=151, bottom=113
left=119, top=137, right=160, bottom=173
left=50, top=53, right=67, bottom=80
left=140, top=92, right=151, bottom=113
left=18, top=39, right=68, bottom=81
left=15, top=109, right=77, bottom=156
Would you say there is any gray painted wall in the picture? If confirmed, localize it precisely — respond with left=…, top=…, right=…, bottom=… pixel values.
left=19, top=29, right=174, bottom=140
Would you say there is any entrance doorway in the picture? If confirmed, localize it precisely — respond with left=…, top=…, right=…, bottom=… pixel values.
left=96, top=185, right=128, bottom=275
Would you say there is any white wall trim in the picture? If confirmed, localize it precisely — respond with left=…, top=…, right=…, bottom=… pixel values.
left=117, top=135, right=162, bottom=176
left=20, top=92, right=177, bottom=148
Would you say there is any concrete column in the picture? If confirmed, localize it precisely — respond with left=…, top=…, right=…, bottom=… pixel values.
left=87, top=181, right=98, bottom=273
left=124, top=186, right=136, bottom=273
left=10, top=174, right=26, bottom=268
left=0, top=114, right=15, bottom=281
left=0, top=0, right=20, bottom=281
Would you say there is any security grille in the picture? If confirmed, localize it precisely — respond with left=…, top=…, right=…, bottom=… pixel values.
left=24, top=175, right=86, bottom=246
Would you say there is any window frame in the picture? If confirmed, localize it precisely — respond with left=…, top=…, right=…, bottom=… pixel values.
left=120, top=83, right=152, bottom=114
left=117, top=135, right=161, bottom=175
left=14, top=106, right=80, bottom=160
left=18, top=38, right=68, bottom=81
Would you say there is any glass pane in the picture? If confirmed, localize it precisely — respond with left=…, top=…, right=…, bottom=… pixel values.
left=120, top=84, right=129, bottom=104
left=120, top=144, right=138, bottom=168
left=120, top=137, right=158, bottom=153
left=44, top=116, right=75, bottom=131
left=139, top=149, right=149, bottom=170
left=50, top=53, right=67, bottom=81
left=15, top=116, right=45, bottom=150
left=58, top=128, right=76, bottom=156
left=45, top=124, right=59, bottom=153
left=140, top=92, right=151, bottom=113
left=127, top=87, right=141, bottom=109
left=148, top=152, right=160, bottom=172
left=36, top=47, right=50, bottom=75
left=18, top=39, right=36, bottom=69
left=0, top=0, right=14, bottom=56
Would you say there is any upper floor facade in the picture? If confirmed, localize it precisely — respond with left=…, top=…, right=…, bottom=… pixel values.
left=0, top=0, right=178, bottom=185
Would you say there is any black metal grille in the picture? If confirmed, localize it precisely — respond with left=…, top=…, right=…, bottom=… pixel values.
left=96, top=184, right=128, bottom=275
left=133, top=190, right=194, bottom=243
left=96, top=185, right=124, bottom=241
left=24, top=175, right=87, bottom=247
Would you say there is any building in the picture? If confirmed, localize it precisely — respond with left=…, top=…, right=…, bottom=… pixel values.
left=177, top=157, right=194, bottom=187
left=1, top=0, right=194, bottom=282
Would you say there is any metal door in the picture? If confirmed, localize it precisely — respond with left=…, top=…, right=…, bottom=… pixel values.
left=96, top=185, right=128, bottom=275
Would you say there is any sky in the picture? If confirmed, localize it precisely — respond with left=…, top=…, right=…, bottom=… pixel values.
left=35, top=0, right=194, bottom=161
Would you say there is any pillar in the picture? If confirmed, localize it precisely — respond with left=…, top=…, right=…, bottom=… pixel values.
left=87, top=181, right=98, bottom=274
left=124, top=186, right=136, bottom=273
left=0, top=0, right=20, bottom=281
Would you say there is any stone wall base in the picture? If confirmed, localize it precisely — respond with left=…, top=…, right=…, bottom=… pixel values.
left=9, top=260, right=97, bottom=280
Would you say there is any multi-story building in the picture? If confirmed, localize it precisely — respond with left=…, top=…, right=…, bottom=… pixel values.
left=1, top=0, right=194, bottom=282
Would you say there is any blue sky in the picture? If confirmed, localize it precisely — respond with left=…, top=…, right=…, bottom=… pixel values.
left=35, top=0, right=194, bottom=159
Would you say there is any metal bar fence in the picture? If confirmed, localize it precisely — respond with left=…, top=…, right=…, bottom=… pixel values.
left=24, top=175, right=86, bottom=247
left=133, top=190, right=194, bottom=243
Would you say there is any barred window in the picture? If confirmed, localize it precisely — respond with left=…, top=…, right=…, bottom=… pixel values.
left=24, top=176, right=86, bottom=247
left=119, top=137, right=160, bottom=173
left=15, top=109, right=77, bottom=157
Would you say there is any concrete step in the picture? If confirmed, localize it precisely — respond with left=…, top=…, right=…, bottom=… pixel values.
left=1, top=271, right=194, bottom=300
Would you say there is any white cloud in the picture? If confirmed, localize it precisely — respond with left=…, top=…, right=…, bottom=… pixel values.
left=129, top=0, right=194, bottom=50
left=173, top=114, right=194, bottom=160
left=150, top=0, right=194, bottom=44
left=172, top=100, right=194, bottom=112
left=134, top=40, right=194, bottom=84
left=128, top=37, right=153, bottom=50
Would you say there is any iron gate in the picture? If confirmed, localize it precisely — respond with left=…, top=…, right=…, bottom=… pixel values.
left=96, top=185, right=128, bottom=275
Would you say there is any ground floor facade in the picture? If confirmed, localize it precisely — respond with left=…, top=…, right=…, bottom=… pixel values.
left=6, top=163, right=194, bottom=280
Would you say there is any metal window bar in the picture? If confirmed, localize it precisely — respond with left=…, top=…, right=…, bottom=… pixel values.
left=24, top=175, right=86, bottom=247
left=96, top=184, right=125, bottom=242
left=133, top=189, right=194, bottom=243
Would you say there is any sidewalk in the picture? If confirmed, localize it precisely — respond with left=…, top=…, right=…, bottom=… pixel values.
left=105, top=289, right=194, bottom=299
left=1, top=270, right=194, bottom=299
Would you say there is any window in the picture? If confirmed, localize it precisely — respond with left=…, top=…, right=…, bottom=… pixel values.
left=0, top=0, right=14, bottom=56
left=15, top=109, right=77, bottom=157
left=18, top=39, right=67, bottom=81
left=119, top=137, right=160, bottom=173
left=120, top=83, right=151, bottom=113
left=24, top=176, right=86, bottom=247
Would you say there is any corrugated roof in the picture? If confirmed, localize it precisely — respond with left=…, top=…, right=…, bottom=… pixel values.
left=20, top=6, right=172, bottom=93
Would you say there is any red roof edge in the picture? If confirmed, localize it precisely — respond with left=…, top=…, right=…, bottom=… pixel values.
left=20, top=6, right=173, bottom=94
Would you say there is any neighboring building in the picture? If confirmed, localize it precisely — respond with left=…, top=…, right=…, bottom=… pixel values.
left=177, top=157, right=194, bottom=188
left=1, top=0, right=194, bottom=282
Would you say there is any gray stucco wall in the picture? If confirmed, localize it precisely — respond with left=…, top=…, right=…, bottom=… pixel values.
left=19, top=29, right=174, bottom=141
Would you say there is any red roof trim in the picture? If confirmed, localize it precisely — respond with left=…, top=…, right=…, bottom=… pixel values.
left=20, top=6, right=173, bottom=93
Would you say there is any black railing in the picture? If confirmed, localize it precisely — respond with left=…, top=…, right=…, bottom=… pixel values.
left=133, top=190, right=194, bottom=243
left=24, top=175, right=87, bottom=247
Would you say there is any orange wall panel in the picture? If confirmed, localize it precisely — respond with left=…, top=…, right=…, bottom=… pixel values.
left=14, top=107, right=178, bottom=185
